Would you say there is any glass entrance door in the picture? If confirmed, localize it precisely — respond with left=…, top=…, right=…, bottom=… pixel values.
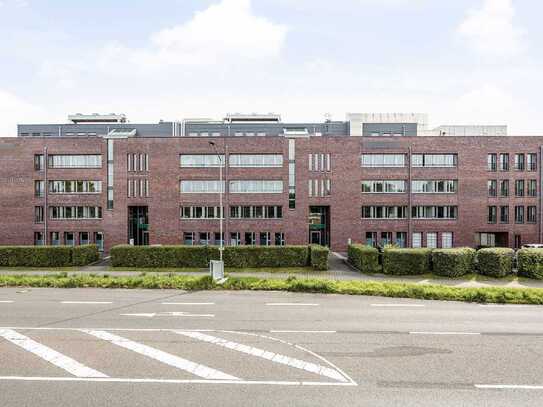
left=128, top=206, right=149, bottom=245
left=310, top=231, right=322, bottom=245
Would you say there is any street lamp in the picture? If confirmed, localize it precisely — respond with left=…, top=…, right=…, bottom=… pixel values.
left=209, top=141, right=224, bottom=262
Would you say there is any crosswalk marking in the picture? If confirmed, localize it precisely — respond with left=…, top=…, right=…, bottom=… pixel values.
left=82, top=330, right=240, bottom=381
left=0, top=329, right=107, bottom=378
left=175, top=331, right=348, bottom=383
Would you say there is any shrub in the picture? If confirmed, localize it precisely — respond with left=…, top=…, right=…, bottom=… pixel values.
left=0, top=246, right=73, bottom=267
left=476, top=248, right=514, bottom=277
left=309, top=245, right=329, bottom=270
left=382, top=248, right=432, bottom=275
left=348, top=245, right=380, bottom=273
left=72, top=245, right=100, bottom=266
left=517, top=248, right=543, bottom=279
left=218, top=246, right=310, bottom=268
left=110, top=245, right=210, bottom=268
left=432, top=248, right=476, bottom=277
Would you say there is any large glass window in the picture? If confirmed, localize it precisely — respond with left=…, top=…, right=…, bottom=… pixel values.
left=412, top=232, right=422, bottom=248
left=411, top=154, right=457, bottom=168
left=180, top=180, right=224, bottom=193
left=49, top=180, right=102, bottom=194
left=500, top=206, right=509, bottom=223
left=411, top=206, right=457, bottom=219
left=361, top=154, right=405, bottom=167
left=514, top=154, right=525, bottom=171
left=441, top=232, right=453, bottom=248
left=488, top=180, right=497, bottom=197
left=361, top=206, right=407, bottom=219
left=412, top=180, right=457, bottom=193
left=528, top=180, right=537, bottom=197
left=34, top=206, right=44, bottom=223
left=48, top=155, right=102, bottom=168
left=500, top=180, right=509, bottom=197
left=515, top=180, right=525, bottom=197
left=229, top=154, right=283, bottom=167
left=488, top=206, right=497, bottom=223
left=229, top=180, right=283, bottom=193
left=426, top=233, right=437, bottom=248
left=527, top=153, right=537, bottom=171
left=229, top=206, right=282, bottom=219
left=180, top=206, right=223, bottom=219
left=180, top=154, right=224, bottom=167
left=362, top=180, right=406, bottom=193
left=528, top=206, right=537, bottom=223
left=487, top=154, right=497, bottom=171
left=49, top=206, right=102, bottom=220
left=34, top=154, right=44, bottom=171
left=34, top=180, right=44, bottom=197
left=499, top=153, right=509, bottom=171
left=515, top=206, right=524, bottom=223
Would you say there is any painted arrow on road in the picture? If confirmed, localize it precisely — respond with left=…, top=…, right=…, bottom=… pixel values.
left=120, top=312, right=215, bottom=318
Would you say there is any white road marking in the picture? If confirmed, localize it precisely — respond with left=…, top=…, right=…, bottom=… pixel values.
left=0, top=376, right=356, bottom=386
left=60, top=301, right=112, bottom=304
left=371, top=304, right=425, bottom=307
left=475, top=384, right=543, bottom=390
left=161, top=302, right=215, bottom=305
left=0, top=301, right=14, bottom=303
left=410, top=331, right=481, bottom=335
left=0, top=329, right=107, bottom=378
left=175, top=331, right=348, bottom=383
left=479, top=304, right=534, bottom=308
left=120, top=312, right=215, bottom=318
left=266, top=303, right=319, bottom=306
left=270, top=330, right=336, bottom=334
left=82, top=330, right=238, bottom=381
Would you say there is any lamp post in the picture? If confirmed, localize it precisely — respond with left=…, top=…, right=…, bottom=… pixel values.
left=209, top=141, right=224, bottom=261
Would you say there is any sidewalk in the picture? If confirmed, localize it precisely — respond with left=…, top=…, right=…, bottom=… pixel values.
left=1, top=253, right=543, bottom=290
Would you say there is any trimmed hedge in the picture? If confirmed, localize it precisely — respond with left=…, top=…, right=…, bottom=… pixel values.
left=517, top=248, right=543, bottom=279
left=432, top=248, right=476, bottom=277
left=383, top=248, right=432, bottom=275
left=0, top=245, right=99, bottom=267
left=111, top=245, right=312, bottom=269
left=348, top=245, right=380, bottom=273
left=72, top=245, right=100, bottom=267
left=476, top=248, right=514, bottom=277
left=309, top=245, right=329, bottom=271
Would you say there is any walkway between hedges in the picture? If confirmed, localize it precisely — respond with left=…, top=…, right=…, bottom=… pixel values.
left=1, top=252, right=543, bottom=290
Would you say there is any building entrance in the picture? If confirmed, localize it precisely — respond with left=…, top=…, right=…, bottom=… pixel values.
left=128, top=206, right=149, bottom=245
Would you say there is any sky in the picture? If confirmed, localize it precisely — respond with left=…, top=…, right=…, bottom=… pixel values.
left=0, top=0, right=541, bottom=136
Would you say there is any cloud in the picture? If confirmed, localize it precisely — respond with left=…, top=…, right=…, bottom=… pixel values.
left=99, top=0, right=287, bottom=70
left=0, top=90, right=43, bottom=136
left=457, top=0, right=526, bottom=58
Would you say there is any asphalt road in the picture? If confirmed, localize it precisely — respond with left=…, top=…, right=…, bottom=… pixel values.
left=1, top=288, right=543, bottom=406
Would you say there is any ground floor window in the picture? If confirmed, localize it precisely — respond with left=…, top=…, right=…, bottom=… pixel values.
left=426, top=232, right=438, bottom=248
left=412, top=232, right=422, bottom=248
left=260, top=232, right=271, bottom=246
left=441, top=232, right=453, bottom=248
left=395, top=232, right=407, bottom=248
left=64, top=232, right=75, bottom=246
left=245, top=232, right=256, bottom=246
left=366, top=232, right=377, bottom=247
left=94, top=232, right=104, bottom=252
left=34, top=231, right=44, bottom=246
left=199, top=232, right=210, bottom=245
left=275, top=232, right=285, bottom=246
left=230, top=232, right=241, bottom=246
left=79, top=232, right=89, bottom=245
left=50, top=232, right=60, bottom=246
left=183, top=232, right=194, bottom=245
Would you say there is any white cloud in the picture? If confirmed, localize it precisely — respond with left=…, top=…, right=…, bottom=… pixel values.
left=0, top=90, right=43, bottom=137
left=100, top=0, right=287, bottom=70
left=457, top=0, right=526, bottom=58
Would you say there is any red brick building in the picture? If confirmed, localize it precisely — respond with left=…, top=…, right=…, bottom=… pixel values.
left=1, top=113, right=540, bottom=253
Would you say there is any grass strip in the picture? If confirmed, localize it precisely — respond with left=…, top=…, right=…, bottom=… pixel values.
left=1, top=274, right=543, bottom=305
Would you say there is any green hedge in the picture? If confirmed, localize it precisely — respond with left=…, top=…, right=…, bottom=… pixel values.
left=111, top=245, right=311, bottom=269
left=309, top=245, right=329, bottom=271
left=0, top=245, right=99, bottom=267
left=383, top=248, right=432, bottom=275
left=72, top=245, right=100, bottom=267
left=348, top=245, right=380, bottom=273
left=432, top=248, right=476, bottom=277
left=476, top=248, right=514, bottom=277
left=517, top=248, right=543, bottom=279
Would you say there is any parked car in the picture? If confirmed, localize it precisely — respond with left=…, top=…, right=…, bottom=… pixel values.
left=521, top=244, right=543, bottom=249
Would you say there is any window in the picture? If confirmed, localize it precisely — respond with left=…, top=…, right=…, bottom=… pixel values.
left=426, top=233, right=437, bottom=249
left=180, top=180, right=224, bottom=193
left=199, top=232, right=210, bottom=245
left=487, top=153, right=497, bottom=171
left=411, top=206, right=457, bottom=219
left=64, top=232, right=75, bottom=246
left=244, top=232, right=256, bottom=246
left=180, top=155, right=224, bottom=167
left=477, top=233, right=496, bottom=247
left=515, top=180, right=525, bottom=197
left=229, top=180, right=283, bottom=194
left=128, top=153, right=148, bottom=172
left=487, top=180, right=497, bottom=197
left=362, top=180, right=406, bottom=193
left=34, top=206, right=44, bottom=223
left=34, top=232, right=44, bottom=246
left=528, top=206, right=537, bottom=223
left=34, top=180, right=44, bottom=197
left=527, top=153, right=537, bottom=171
left=49, top=180, right=102, bottom=194
left=230, top=232, right=241, bottom=246
left=411, top=154, right=457, bottom=168
left=183, top=232, right=194, bottom=245
left=412, top=232, right=422, bottom=248
left=79, top=232, right=89, bottom=245
left=94, top=232, right=104, bottom=252
left=366, top=232, right=377, bottom=247
left=500, top=180, right=509, bottom=197
left=229, top=206, right=282, bottom=219
left=309, top=179, right=331, bottom=197
left=48, top=155, right=102, bottom=168
left=229, top=154, right=283, bottom=167
left=488, top=206, right=497, bottom=223
left=180, top=206, right=223, bottom=219
left=50, top=206, right=102, bottom=220
left=441, top=232, right=453, bottom=249
left=50, top=232, right=60, bottom=246
left=500, top=206, right=509, bottom=223
left=514, top=154, right=525, bottom=171
left=361, top=206, right=407, bottom=219
left=288, top=139, right=296, bottom=209
left=275, top=232, right=285, bottom=246
left=361, top=154, right=405, bottom=167
left=395, top=232, right=407, bottom=248
left=259, top=232, right=271, bottom=246
left=381, top=232, right=393, bottom=246
left=515, top=206, right=524, bottom=223
left=214, top=232, right=224, bottom=246
left=528, top=180, right=537, bottom=197
left=308, top=153, right=331, bottom=172
left=411, top=180, right=457, bottom=193
left=34, top=154, right=44, bottom=171
left=499, top=153, right=509, bottom=171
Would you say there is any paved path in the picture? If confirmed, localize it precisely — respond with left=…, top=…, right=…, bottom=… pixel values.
left=1, top=288, right=543, bottom=406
